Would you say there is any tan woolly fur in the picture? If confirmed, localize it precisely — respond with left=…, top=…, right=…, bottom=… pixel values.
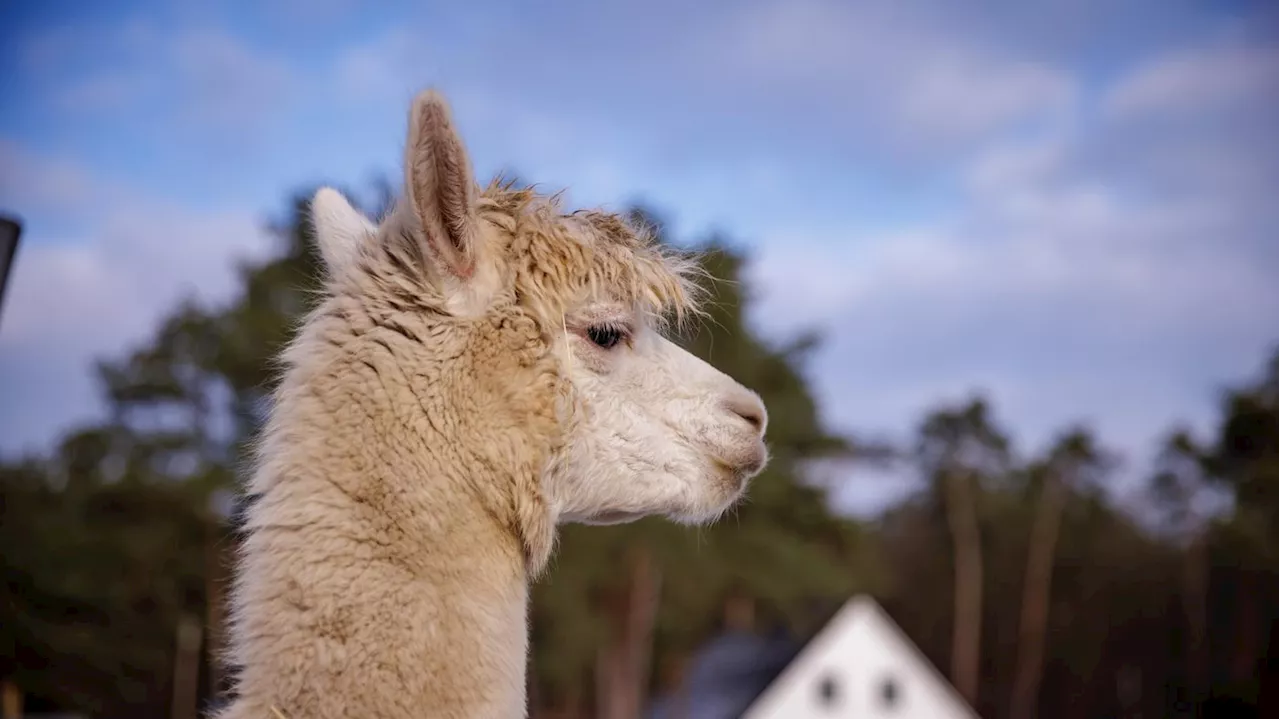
left=214, top=89, right=769, bottom=719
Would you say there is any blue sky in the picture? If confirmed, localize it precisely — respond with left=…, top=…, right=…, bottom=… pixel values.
left=0, top=0, right=1275, bottom=514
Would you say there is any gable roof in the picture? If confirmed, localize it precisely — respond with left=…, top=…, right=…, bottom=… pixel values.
left=741, top=595, right=979, bottom=719
left=647, top=629, right=803, bottom=719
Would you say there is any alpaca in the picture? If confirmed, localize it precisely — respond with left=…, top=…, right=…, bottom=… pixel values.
left=215, top=89, right=769, bottom=719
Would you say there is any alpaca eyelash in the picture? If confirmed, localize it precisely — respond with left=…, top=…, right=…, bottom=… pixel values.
left=583, top=322, right=631, bottom=350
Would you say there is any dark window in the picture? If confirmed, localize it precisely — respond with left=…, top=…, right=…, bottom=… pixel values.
left=880, top=674, right=902, bottom=709
left=815, top=671, right=841, bottom=708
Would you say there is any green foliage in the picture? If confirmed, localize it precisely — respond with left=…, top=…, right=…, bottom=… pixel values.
left=1204, top=353, right=1278, bottom=563
left=2, top=434, right=211, bottom=717
left=915, top=395, right=1012, bottom=483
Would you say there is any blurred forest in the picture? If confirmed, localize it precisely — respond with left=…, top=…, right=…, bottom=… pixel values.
left=1, top=183, right=1275, bottom=719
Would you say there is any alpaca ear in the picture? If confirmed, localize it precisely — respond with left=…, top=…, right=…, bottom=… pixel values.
left=403, top=89, right=481, bottom=281
left=311, top=187, right=375, bottom=276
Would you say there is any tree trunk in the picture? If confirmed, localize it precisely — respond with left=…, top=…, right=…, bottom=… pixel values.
left=2, top=679, right=21, bottom=719
left=1261, top=619, right=1278, bottom=719
left=170, top=614, right=203, bottom=719
left=1181, top=531, right=1208, bottom=708
left=724, top=592, right=755, bottom=633
left=944, top=470, right=983, bottom=709
left=1010, top=475, right=1069, bottom=719
left=1229, top=569, right=1260, bottom=693
left=531, top=685, right=585, bottom=719
left=658, top=650, right=693, bottom=719
left=595, top=548, right=662, bottom=719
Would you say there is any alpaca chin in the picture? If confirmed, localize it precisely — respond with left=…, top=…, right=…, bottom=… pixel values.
left=576, top=510, right=647, bottom=525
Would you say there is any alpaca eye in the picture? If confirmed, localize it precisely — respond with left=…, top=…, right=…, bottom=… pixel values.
left=586, top=325, right=625, bottom=349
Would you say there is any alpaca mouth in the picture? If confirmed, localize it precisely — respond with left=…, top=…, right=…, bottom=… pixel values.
left=712, top=439, right=769, bottom=480
left=704, top=460, right=756, bottom=504
left=739, top=445, right=768, bottom=476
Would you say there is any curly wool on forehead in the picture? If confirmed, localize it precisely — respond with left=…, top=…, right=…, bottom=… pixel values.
left=477, top=179, right=706, bottom=329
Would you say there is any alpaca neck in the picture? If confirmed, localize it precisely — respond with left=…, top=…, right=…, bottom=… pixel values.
left=223, top=346, right=535, bottom=718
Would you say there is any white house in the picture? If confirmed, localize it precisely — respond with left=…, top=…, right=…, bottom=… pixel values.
left=740, top=595, right=979, bottom=719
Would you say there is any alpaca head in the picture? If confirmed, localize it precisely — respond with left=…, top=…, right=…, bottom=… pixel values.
left=310, top=90, right=767, bottom=534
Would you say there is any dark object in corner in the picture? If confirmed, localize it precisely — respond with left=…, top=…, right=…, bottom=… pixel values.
left=0, top=214, right=21, bottom=330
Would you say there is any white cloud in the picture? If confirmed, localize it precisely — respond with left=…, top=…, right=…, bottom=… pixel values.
left=755, top=177, right=1266, bottom=347
left=896, top=57, right=1076, bottom=142
left=322, top=0, right=1080, bottom=172
left=743, top=33, right=1275, bottom=503
left=0, top=141, right=102, bottom=214
left=55, top=73, right=145, bottom=112
left=0, top=143, right=274, bottom=454
left=697, top=0, right=1078, bottom=147
left=29, top=21, right=296, bottom=138
left=1103, top=44, right=1277, bottom=120
left=1, top=207, right=267, bottom=350
left=332, top=28, right=421, bottom=103
left=16, top=19, right=158, bottom=77
left=258, top=0, right=361, bottom=26
left=172, top=31, right=296, bottom=131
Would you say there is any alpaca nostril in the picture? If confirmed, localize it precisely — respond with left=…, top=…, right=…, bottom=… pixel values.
left=723, top=392, right=767, bottom=434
